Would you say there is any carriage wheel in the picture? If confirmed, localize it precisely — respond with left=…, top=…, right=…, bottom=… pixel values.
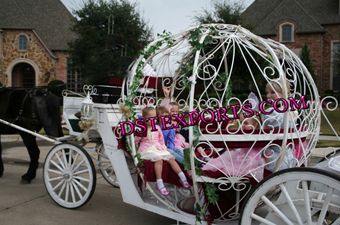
left=98, top=144, right=119, bottom=188
left=319, top=149, right=340, bottom=163
left=43, top=143, right=96, bottom=209
left=239, top=167, right=340, bottom=225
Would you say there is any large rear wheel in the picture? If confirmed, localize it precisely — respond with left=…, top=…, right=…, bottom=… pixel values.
left=43, top=143, right=96, bottom=209
left=239, top=167, right=340, bottom=225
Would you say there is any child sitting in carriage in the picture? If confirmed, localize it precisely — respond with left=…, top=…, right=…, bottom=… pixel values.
left=134, top=106, right=190, bottom=196
left=161, top=86, right=190, bottom=151
left=262, top=78, right=298, bottom=172
left=156, top=106, right=184, bottom=163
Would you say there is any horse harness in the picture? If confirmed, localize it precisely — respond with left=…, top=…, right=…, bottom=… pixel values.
left=16, top=89, right=44, bottom=125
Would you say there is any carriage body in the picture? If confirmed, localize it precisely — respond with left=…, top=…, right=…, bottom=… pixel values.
left=42, top=24, right=340, bottom=224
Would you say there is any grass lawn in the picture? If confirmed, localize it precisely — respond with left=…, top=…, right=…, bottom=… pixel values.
left=320, top=107, right=340, bottom=135
left=317, top=140, right=340, bottom=148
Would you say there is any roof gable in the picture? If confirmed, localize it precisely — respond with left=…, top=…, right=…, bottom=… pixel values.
left=242, top=0, right=339, bottom=35
left=0, top=0, right=76, bottom=50
left=255, top=0, right=324, bottom=35
left=298, top=0, right=340, bottom=25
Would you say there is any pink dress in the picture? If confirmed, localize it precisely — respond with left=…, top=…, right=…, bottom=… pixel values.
left=135, top=128, right=173, bottom=162
left=202, top=147, right=265, bottom=181
left=174, top=133, right=190, bottom=150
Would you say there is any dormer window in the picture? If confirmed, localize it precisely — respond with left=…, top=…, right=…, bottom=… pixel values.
left=279, top=22, right=294, bottom=42
left=18, top=35, right=28, bottom=50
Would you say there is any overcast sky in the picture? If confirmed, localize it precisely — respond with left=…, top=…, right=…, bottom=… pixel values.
left=60, top=0, right=255, bottom=38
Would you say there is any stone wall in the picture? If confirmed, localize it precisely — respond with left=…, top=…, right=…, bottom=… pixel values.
left=0, top=29, right=66, bottom=87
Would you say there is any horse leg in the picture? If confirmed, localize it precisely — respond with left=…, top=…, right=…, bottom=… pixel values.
left=0, top=136, right=3, bottom=177
left=20, top=132, right=40, bottom=184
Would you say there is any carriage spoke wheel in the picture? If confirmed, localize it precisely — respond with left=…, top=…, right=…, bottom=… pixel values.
left=43, top=143, right=96, bottom=209
left=98, top=145, right=119, bottom=187
left=240, top=167, right=340, bottom=225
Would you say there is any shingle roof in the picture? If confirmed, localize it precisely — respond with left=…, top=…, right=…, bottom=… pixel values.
left=242, top=0, right=340, bottom=35
left=0, top=0, right=76, bottom=50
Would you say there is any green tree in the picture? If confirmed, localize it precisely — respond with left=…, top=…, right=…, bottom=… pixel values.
left=300, top=42, right=315, bottom=81
left=190, top=1, right=267, bottom=95
left=193, top=0, right=252, bottom=29
left=68, top=0, right=153, bottom=84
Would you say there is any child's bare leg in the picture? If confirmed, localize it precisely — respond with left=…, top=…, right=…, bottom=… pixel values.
left=167, top=158, right=191, bottom=188
left=154, top=160, right=169, bottom=195
left=197, top=146, right=210, bottom=158
left=167, top=158, right=182, bottom=174
left=154, top=160, right=163, bottom=179
left=168, top=158, right=191, bottom=185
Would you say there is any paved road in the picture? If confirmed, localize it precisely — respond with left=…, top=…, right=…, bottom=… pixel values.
left=0, top=135, right=338, bottom=225
left=0, top=139, right=178, bottom=225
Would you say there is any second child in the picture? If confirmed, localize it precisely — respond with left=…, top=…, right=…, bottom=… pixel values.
left=156, top=106, right=184, bottom=163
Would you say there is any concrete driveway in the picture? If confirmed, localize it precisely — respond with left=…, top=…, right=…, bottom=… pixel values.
left=0, top=138, right=178, bottom=225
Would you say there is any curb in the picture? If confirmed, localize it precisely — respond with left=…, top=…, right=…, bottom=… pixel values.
left=1, top=134, right=22, bottom=142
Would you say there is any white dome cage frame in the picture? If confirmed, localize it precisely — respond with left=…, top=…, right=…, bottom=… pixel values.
left=121, top=24, right=340, bottom=223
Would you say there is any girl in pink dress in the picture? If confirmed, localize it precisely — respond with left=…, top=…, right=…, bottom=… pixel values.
left=134, top=106, right=190, bottom=196
left=202, top=114, right=265, bottom=181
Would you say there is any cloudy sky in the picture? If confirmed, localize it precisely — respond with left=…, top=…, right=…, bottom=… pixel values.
left=60, top=0, right=255, bottom=38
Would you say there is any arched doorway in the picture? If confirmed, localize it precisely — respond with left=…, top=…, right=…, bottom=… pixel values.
left=12, top=63, right=36, bottom=88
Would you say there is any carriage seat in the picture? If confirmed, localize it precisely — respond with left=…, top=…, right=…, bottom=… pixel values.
left=114, top=128, right=192, bottom=188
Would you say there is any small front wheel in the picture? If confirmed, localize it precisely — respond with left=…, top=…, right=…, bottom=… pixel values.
left=98, top=144, right=119, bottom=188
left=43, top=143, right=96, bottom=209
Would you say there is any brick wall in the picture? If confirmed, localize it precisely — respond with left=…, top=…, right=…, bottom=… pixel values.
left=55, top=50, right=68, bottom=83
left=262, top=24, right=340, bottom=93
left=322, top=24, right=340, bottom=92
left=1, top=29, right=60, bottom=87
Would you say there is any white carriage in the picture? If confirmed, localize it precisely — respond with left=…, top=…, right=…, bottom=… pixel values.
left=42, top=24, right=340, bottom=224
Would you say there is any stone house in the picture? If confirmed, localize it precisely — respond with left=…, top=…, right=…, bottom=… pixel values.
left=242, top=0, right=340, bottom=93
left=0, top=0, right=77, bottom=89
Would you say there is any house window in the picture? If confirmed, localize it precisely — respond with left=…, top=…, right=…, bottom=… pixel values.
left=67, top=59, right=83, bottom=93
left=18, top=35, right=28, bottom=50
left=280, top=23, right=294, bottom=42
left=332, top=42, right=340, bottom=91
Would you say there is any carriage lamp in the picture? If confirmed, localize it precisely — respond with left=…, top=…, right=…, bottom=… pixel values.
left=81, top=92, right=94, bottom=120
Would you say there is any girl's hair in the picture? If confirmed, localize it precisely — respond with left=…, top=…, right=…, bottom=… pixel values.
left=266, top=78, right=290, bottom=95
left=169, top=101, right=180, bottom=108
left=240, top=112, right=262, bottom=128
left=156, top=106, right=170, bottom=116
left=156, top=106, right=170, bottom=126
left=142, top=106, right=156, bottom=118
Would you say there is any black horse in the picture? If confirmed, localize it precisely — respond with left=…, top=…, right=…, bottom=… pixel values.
left=0, top=87, right=63, bottom=183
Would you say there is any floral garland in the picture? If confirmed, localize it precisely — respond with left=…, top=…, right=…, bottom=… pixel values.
left=121, top=31, right=176, bottom=167
left=182, top=25, right=223, bottom=222
left=123, top=30, right=176, bottom=120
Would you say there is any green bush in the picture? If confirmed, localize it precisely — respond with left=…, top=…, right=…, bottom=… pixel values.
left=324, top=89, right=334, bottom=95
